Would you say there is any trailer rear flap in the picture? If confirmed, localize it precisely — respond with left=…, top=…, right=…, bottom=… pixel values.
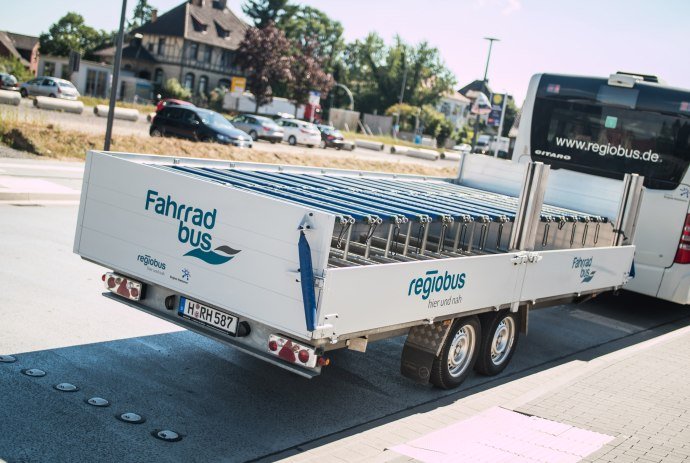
left=74, top=151, right=335, bottom=340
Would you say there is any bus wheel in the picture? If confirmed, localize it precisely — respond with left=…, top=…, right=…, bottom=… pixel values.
left=430, top=316, right=481, bottom=389
left=475, top=310, right=519, bottom=376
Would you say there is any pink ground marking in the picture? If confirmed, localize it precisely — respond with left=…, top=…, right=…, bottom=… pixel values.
left=390, top=407, right=614, bottom=463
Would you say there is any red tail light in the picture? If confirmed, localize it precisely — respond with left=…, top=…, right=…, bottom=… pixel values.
left=674, top=214, right=690, bottom=264
left=57, top=86, right=62, bottom=94
left=261, top=125, right=271, bottom=131
left=300, top=128, right=310, bottom=134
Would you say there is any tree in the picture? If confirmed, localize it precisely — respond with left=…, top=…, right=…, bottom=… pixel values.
left=385, top=103, right=420, bottom=132
left=39, top=13, right=111, bottom=60
left=501, top=97, right=519, bottom=138
left=342, top=33, right=456, bottom=114
left=235, top=23, right=294, bottom=112
left=161, top=78, right=191, bottom=100
left=286, top=40, right=335, bottom=114
left=128, top=0, right=156, bottom=30
left=0, top=56, right=33, bottom=82
left=242, top=0, right=295, bottom=29
left=419, top=105, right=453, bottom=147
left=278, top=6, right=344, bottom=73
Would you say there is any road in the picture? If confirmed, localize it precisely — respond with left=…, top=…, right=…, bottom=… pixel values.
left=0, top=99, right=457, bottom=170
left=2, top=194, right=689, bottom=462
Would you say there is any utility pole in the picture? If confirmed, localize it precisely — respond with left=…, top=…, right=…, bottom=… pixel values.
left=471, top=37, right=499, bottom=151
left=394, top=63, right=408, bottom=138
left=104, top=0, right=128, bottom=151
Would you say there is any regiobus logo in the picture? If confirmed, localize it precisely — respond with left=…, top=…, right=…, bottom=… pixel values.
left=145, top=190, right=240, bottom=265
left=408, top=269, right=467, bottom=301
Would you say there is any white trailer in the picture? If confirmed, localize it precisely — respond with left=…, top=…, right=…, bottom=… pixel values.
left=74, top=151, right=640, bottom=388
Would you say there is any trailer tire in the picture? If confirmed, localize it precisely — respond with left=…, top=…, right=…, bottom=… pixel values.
left=430, top=316, right=481, bottom=389
left=475, top=310, right=519, bottom=376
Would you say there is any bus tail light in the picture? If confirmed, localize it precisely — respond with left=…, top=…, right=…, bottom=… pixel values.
left=674, top=214, right=690, bottom=264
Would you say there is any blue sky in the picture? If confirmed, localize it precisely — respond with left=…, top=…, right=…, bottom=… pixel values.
left=2, top=0, right=688, bottom=103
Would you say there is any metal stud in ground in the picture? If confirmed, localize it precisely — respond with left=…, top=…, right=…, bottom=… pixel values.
left=21, top=368, right=46, bottom=377
left=0, top=355, right=17, bottom=363
left=152, top=430, right=182, bottom=442
left=116, top=412, right=146, bottom=424
left=53, top=383, right=79, bottom=392
left=85, top=397, right=110, bottom=407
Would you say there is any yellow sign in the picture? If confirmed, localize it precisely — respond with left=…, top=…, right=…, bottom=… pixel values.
left=230, top=77, right=246, bottom=95
left=491, top=93, right=504, bottom=105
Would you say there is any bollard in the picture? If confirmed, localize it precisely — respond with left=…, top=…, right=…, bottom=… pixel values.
left=34, top=96, right=84, bottom=114
left=390, top=145, right=409, bottom=155
left=405, top=148, right=439, bottom=161
left=440, top=151, right=461, bottom=161
left=94, top=104, right=140, bottom=122
left=0, top=89, right=21, bottom=106
left=355, top=139, right=385, bottom=151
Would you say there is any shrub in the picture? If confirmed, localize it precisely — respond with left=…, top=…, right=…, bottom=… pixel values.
left=161, top=78, right=191, bottom=100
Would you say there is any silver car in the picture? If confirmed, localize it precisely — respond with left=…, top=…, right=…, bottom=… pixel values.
left=231, top=114, right=284, bottom=143
left=19, top=76, right=80, bottom=100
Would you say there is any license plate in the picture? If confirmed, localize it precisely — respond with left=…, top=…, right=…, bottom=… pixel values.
left=178, top=297, right=238, bottom=335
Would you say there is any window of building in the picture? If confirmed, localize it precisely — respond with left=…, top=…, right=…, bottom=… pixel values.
left=147, top=43, right=154, bottom=52
left=220, top=50, right=234, bottom=68
left=85, top=69, right=108, bottom=98
left=440, top=102, right=451, bottom=117
left=157, top=38, right=166, bottom=55
left=154, top=68, right=164, bottom=84
left=218, top=78, right=231, bottom=89
left=203, top=45, right=212, bottom=63
left=214, top=21, right=230, bottom=39
left=198, top=75, right=208, bottom=96
left=191, top=15, right=208, bottom=33
left=43, top=61, right=56, bottom=77
left=188, top=42, right=199, bottom=61
left=183, top=73, right=195, bottom=91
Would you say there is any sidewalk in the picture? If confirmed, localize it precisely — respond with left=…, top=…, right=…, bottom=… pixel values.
left=0, top=157, right=82, bottom=201
left=271, top=322, right=690, bottom=463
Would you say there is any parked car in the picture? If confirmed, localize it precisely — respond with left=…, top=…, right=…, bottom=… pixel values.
left=231, top=114, right=284, bottom=143
left=0, top=73, right=18, bottom=91
left=275, top=118, right=321, bottom=147
left=452, top=143, right=471, bottom=155
left=316, top=125, right=346, bottom=149
left=150, top=106, right=253, bottom=148
left=155, top=98, right=194, bottom=113
left=19, top=76, right=79, bottom=100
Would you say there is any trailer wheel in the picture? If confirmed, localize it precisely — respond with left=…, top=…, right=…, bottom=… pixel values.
left=475, top=310, right=519, bottom=376
left=430, top=316, right=481, bottom=389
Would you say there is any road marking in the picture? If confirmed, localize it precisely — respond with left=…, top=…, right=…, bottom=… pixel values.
left=0, top=176, right=79, bottom=193
left=568, top=309, right=641, bottom=334
left=0, top=163, right=84, bottom=172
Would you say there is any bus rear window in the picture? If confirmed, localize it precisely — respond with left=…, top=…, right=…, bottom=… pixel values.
left=531, top=95, right=690, bottom=190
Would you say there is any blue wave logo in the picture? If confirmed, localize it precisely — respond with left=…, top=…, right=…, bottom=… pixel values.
left=581, top=270, right=596, bottom=283
left=184, top=245, right=241, bottom=265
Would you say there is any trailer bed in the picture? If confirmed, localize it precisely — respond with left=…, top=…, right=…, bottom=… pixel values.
left=74, top=152, right=635, bottom=346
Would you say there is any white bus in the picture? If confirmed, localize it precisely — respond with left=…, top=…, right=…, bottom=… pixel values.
left=512, top=72, right=690, bottom=304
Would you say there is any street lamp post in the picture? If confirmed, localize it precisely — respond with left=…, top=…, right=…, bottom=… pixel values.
left=104, top=0, right=128, bottom=151
left=471, top=37, right=499, bottom=151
